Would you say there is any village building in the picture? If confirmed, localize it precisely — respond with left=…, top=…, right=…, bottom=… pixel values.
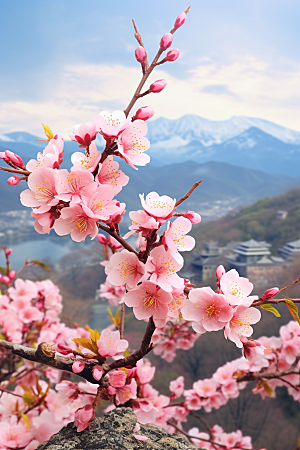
left=278, top=239, right=300, bottom=261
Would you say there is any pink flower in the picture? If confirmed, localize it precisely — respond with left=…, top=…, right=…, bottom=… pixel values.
left=182, top=210, right=201, bottom=224
left=117, top=120, right=150, bottom=169
left=20, top=168, right=59, bottom=214
left=163, top=217, right=195, bottom=263
left=4, top=150, right=26, bottom=169
left=56, top=169, right=97, bottom=204
left=136, top=358, right=156, bottom=384
left=224, top=305, right=261, bottom=348
left=261, top=287, right=279, bottom=300
left=7, top=176, right=22, bottom=185
left=72, top=361, right=85, bottom=373
left=131, top=397, right=158, bottom=424
left=97, top=328, right=128, bottom=358
left=81, top=185, right=119, bottom=221
left=135, top=46, right=147, bottom=64
left=240, top=336, right=266, bottom=362
left=105, top=249, right=146, bottom=290
left=0, top=419, right=33, bottom=449
left=54, top=205, right=98, bottom=242
left=108, top=369, right=127, bottom=387
left=140, top=192, right=175, bottom=221
left=193, top=378, right=218, bottom=397
left=184, top=390, right=202, bottom=410
left=174, top=12, right=186, bottom=29
left=167, top=289, right=187, bottom=319
left=71, top=142, right=101, bottom=172
left=134, top=106, right=154, bottom=121
left=74, top=404, right=94, bottom=432
left=182, top=287, right=233, bottom=332
left=160, top=33, right=173, bottom=50
left=124, top=210, right=159, bottom=238
left=94, top=110, right=130, bottom=140
left=92, top=365, right=104, bottom=381
left=124, top=281, right=172, bottom=327
left=220, top=269, right=258, bottom=307
left=108, top=378, right=137, bottom=405
left=31, top=210, right=57, bottom=234
left=215, top=265, right=226, bottom=280
left=68, top=122, right=97, bottom=148
left=145, top=247, right=184, bottom=293
left=27, top=138, right=63, bottom=171
left=170, top=376, right=184, bottom=398
left=99, top=282, right=126, bottom=306
left=8, top=279, right=38, bottom=303
left=19, top=306, right=43, bottom=323
left=96, top=156, right=129, bottom=194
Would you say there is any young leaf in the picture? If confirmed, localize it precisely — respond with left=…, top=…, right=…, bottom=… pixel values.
left=0, top=334, right=5, bottom=340
left=284, top=298, right=300, bottom=325
left=0, top=266, right=7, bottom=275
left=107, top=308, right=113, bottom=317
left=260, top=379, right=273, bottom=396
left=41, top=123, right=54, bottom=140
left=72, top=338, right=98, bottom=355
left=29, top=260, right=50, bottom=270
left=19, top=412, right=30, bottom=429
left=260, top=303, right=281, bottom=317
left=123, top=349, right=130, bottom=357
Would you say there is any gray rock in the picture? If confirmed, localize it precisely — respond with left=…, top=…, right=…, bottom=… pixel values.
left=36, top=407, right=204, bottom=450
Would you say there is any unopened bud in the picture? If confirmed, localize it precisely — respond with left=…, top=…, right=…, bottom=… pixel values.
left=0, top=152, right=9, bottom=161
left=135, top=106, right=154, bottom=121
left=174, top=12, right=186, bottom=29
left=7, top=176, right=22, bottom=186
left=149, top=79, right=167, bottom=93
left=8, top=270, right=16, bottom=280
left=5, top=248, right=12, bottom=256
left=165, top=49, right=180, bottom=62
left=261, top=287, right=279, bottom=300
left=215, top=265, right=226, bottom=280
left=2, top=276, right=10, bottom=284
left=56, top=343, right=73, bottom=355
left=160, top=33, right=173, bottom=50
left=97, top=234, right=108, bottom=245
left=5, top=151, right=25, bottom=169
left=183, top=211, right=201, bottom=224
left=135, top=46, right=147, bottom=64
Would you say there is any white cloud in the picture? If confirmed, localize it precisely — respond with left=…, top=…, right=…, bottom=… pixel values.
left=1, top=56, right=300, bottom=137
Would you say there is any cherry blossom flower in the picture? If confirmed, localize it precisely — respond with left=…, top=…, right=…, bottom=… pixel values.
left=131, top=398, right=158, bottom=424
left=167, top=289, right=187, bottom=319
left=124, top=210, right=159, bottom=239
left=56, top=169, right=97, bottom=204
left=96, top=156, right=129, bottom=194
left=108, top=379, right=137, bottom=405
left=117, top=120, right=150, bottom=169
left=136, top=358, right=156, bottom=384
left=220, top=269, right=258, bottom=307
left=224, top=305, right=262, bottom=348
left=20, top=168, right=59, bottom=214
left=182, top=287, right=233, bottom=332
left=105, top=249, right=146, bottom=290
left=68, top=122, right=97, bottom=148
left=0, top=419, right=33, bottom=449
left=145, top=247, right=184, bottom=293
left=108, top=369, right=127, bottom=387
left=54, top=205, right=98, bottom=242
left=94, top=110, right=130, bottom=140
left=81, top=185, right=119, bottom=221
left=26, top=137, right=64, bottom=172
left=163, top=217, right=195, bottom=263
left=140, top=192, right=175, bottom=222
left=97, top=329, right=128, bottom=358
left=240, top=336, right=266, bottom=362
left=31, top=210, right=56, bottom=234
left=170, top=376, right=184, bottom=398
left=123, top=281, right=172, bottom=327
left=74, top=404, right=94, bottom=432
left=19, top=306, right=44, bottom=323
left=99, top=282, right=126, bottom=306
left=71, top=142, right=101, bottom=172
left=8, top=279, right=38, bottom=303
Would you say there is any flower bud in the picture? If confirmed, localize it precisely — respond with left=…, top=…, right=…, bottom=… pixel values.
left=2, top=276, right=10, bottom=284
left=183, top=211, right=201, bottom=224
left=8, top=270, right=16, bottom=280
left=135, top=106, right=154, bottom=121
left=160, top=33, right=173, bottom=50
left=5, top=151, right=25, bottom=169
left=174, top=12, right=186, bottom=29
left=56, top=343, right=73, bottom=355
left=165, top=49, right=180, bottom=62
left=135, top=46, right=147, bottom=64
left=7, top=176, right=22, bottom=186
left=261, top=287, right=279, bottom=300
left=149, top=79, right=167, bottom=93
left=5, top=248, right=12, bottom=256
left=0, top=152, right=9, bottom=161
left=92, top=365, right=104, bottom=381
left=215, top=265, right=226, bottom=280
left=97, top=233, right=108, bottom=245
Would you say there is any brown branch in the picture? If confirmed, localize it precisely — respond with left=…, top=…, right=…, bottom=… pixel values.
left=174, top=180, right=203, bottom=208
left=253, top=298, right=300, bottom=306
left=237, top=367, right=300, bottom=383
left=189, top=411, right=212, bottom=436
left=98, top=224, right=138, bottom=256
left=120, top=303, right=125, bottom=339
left=0, top=387, right=23, bottom=398
left=278, top=276, right=300, bottom=295
left=132, top=19, right=149, bottom=72
left=0, top=166, right=30, bottom=176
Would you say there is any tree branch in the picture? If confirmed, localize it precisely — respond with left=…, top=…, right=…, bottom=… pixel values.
left=237, top=367, right=300, bottom=383
left=0, top=166, right=30, bottom=176
left=253, top=298, right=300, bottom=306
left=174, top=180, right=203, bottom=208
left=98, top=224, right=138, bottom=256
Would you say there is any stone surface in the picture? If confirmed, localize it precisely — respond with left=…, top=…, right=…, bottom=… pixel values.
left=36, top=407, right=203, bottom=450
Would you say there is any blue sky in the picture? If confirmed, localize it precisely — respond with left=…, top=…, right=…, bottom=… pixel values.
left=1, top=0, right=300, bottom=135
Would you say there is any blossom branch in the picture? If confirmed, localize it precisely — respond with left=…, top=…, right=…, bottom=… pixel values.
left=0, top=166, right=30, bottom=176
left=97, top=224, right=138, bottom=256
left=174, top=180, right=203, bottom=208
left=253, top=297, right=300, bottom=306
left=132, top=19, right=149, bottom=72
left=237, top=367, right=300, bottom=383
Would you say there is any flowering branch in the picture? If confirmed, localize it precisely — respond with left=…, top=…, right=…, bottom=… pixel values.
left=0, top=166, right=30, bottom=176
left=97, top=224, right=138, bottom=256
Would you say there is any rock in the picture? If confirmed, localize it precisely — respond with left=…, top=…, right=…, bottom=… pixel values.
left=36, top=407, right=203, bottom=450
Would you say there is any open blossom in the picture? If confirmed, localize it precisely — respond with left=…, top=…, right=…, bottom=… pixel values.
left=8, top=278, right=38, bottom=303
left=81, top=185, right=119, bottom=221
left=167, top=289, right=187, bottom=319
left=108, top=369, right=127, bottom=387
left=68, top=122, right=97, bottom=148
left=163, top=217, right=195, bottom=263
left=105, top=249, right=146, bottom=290
left=94, top=110, right=130, bottom=140
left=108, top=378, right=137, bottom=405
left=132, top=398, right=158, bottom=424
left=224, top=305, right=261, bottom=348
left=240, top=336, right=266, bottom=362
left=20, top=168, right=59, bottom=214
left=71, top=142, right=101, bottom=172
left=170, top=376, right=184, bottom=398
left=124, top=210, right=159, bottom=239
left=74, top=404, right=94, bottom=432
left=26, top=137, right=64, bottom=171
left=0, top=419, right=33, bottom=449
left=124, top=281, right=172, bottom=327
left=18, top=306, right=43, bottom=323
left=136, top=359, right=156, bottom=384
left=97, top=329, right=128, bottom=358
left=140, top=192, right=175, bottom=222
left=145, top=247, right=183, bottom=293
left=220, top=269, right=258, bottom=307
left=117, top=120, right=150, bottom=169
left=96, top=156, right=129, bottom=194
left=182, top=287, right=233, bottom=332
left=56, top=170, right=97, bottom=204
left=31, top=210, right=57, bottom=235
left=99, top=282, right=126, bottom=306
left=54, top=205, right=98, bottom=242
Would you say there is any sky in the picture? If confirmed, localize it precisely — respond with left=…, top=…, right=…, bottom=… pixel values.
left=0, top=0, right=300, bottom=136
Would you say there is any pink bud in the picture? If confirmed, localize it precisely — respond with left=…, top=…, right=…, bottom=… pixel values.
left=8, top=270, right=16, bottom=280
left=261, top=287, right=279, bottom=300
left=72, top=360, right=85, bottom=373
left=160, top=33, right=173, bottom=50
left=135, top=46, right=147, bottom=64
left=174, top=12, right=186, bottom=29
left=5, top=151, right=25, bottom=169
left=165, top=49, right=180, bottom=62
left=74, top=404, right=94, bottom=432
left=108, top=369, right=126, bottom=388
left=92, top=365, right=104, bottom=381
left=56, top=343, right=73, bottom=355
left=215, top=265, right=226, bottom=280
left=7, top=176, right=22, bottom=186
left=97, top=234, right=108, bottom=245
left=0, top=152, right=9, bottom=161
left=2, top=276, right=10, bottom=284
left=149, top=79, right=167, bottom=93
left=135, top=106, right=154, bottom=121
left=183, top=211, right=201, bottom=224
left=5, top=248, right=12, bottom=256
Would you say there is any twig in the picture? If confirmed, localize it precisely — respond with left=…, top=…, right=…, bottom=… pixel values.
left=132, top=19, right=149, bottom=72
left=189, top=411, right=212, bottom=436
left=174, top=180, right=203, bottom=208
left=253, top=298, right=300, bottom=306
left=277, top=376, right=299, bottom=391
left=278, top=276, right=300, bottom=295
left=98, top=224, right=138, bottom=256
left=237, top=368, right=300, bottom=383
left=0, top=166, right=30, bottom=176
left=120, top=303, right=125, bottom=339
left=0, top=387, right=23, bottom=398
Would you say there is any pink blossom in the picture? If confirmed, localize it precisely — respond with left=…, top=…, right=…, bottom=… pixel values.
left=97, top=328, right=128, bottom=358
left=7, top=176, right=22, bottom=185
left=74, top=404, right=94, bottom=432
left=184, top=390, right=202, bottom=410
left=92, top=365, right=104, bottom=381
left=19, top=306, right=44, bottom=323
left=54, top=205, right=98, bottom=242
left=182, top=287, right=233, bottom=332
left=163, top=217, right=195, bottom=263
left=96, top=156, right=129, bottom=194
left=220, top=269, right=258, bottom=307
left=160, top=33, right=173, bottom=50
left=72, top=361, right=85, bottom=373
left=174, top=12, right=186, bottom=29
left=140, top=191, right=175, bottom=221
left=224, top=305, right=261, bottom=348
left=26, top=138, right=63, bottom=171
left=167, top=290, right=187, bottom=319
left=134, top=106, right=154, bottom=121
left=124, top=281, right=172, bottom=327
left=0, top=419, right=33, bottom=449
left=94, top=110, right=130, bottom=140
left=68, top=122, right=97, bottom=148
left=56, top=169, right=97, bottom=204
left=105, top=249, right=146, bottom=290
left=108, top=378, right=137, bottom=405
left=145, top=247, right=184, bottom=293
left=240, top=336, right=266, bottom=362
left=31, top=210, right=56, bottom=234
left=71, top=142, right=101, bottom=172
left=99, top=282, right=126, bottom=306
left=8, top=279, right=38, bottom=303
left=261, top=287, right=279, bottom=300
left=136, top=358, right=156, bottom=384
left=124, top=210, right=159, bottom=238
left=188, top=428, right=210, bottom=448
left=5, top=150, right=26, bottom=169
left=215, top=265, right=226, bottom=280
left=108, top=369, right=126, bottom=387
left=182, top=210, right=201, bottom=223
left=103, top=201, right=126, bottom=227
left=81, top=185, right=119, bottom=221
left=133, top=434, right=148, bottom=441
left=193, top=378, right=218, bottom=397
left=165, top=49, right=180, bottom=61
left=117, top=120, right=150, bottom=169
left=20, top=168, right=59, bottom=214
left=132, top=397, right=158, bottom=424
left=135, top=46, right=147, bottom=64
left=170, top=376, right=184, bottom=398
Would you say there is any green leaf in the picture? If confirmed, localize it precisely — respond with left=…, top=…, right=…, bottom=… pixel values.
left=72, top=338, right=98, bottom=355
left=260, top=303, right=281, bottom=317
left=20, top=411, right=30, bottom=428
left=107, top=308, right=113, bottom=317
left=29, top=259, right=50, bottom=270
left=284, top=298, right=300, bottom=325
left=260, top=379, right=273, bottom=396
left=0, top=266, right=7, bottom=275
left=0, top=333, right=5, bottom=340
left=123, top=349, right=130, bottom=357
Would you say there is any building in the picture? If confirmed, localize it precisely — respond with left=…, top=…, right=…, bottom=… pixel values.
left=276, top=210, right=288, bottom=220
left=278, top=239, right=300, bottom=261
left=189, top=241, right=222, bottom=283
